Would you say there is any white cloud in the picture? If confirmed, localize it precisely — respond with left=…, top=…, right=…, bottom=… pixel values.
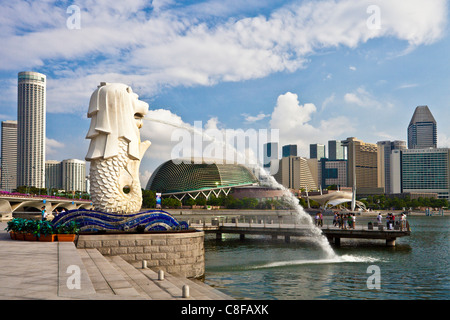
left=349, top=66, right=357, bottom=71
left=344, top=92, right=365, bottom=106
left=0, top=0, right=446, bottom=114
left=320, top=94, right=335, bottom=113
left=139, top=169, right=153, bottom=189
left=438, top=133, right=450, bottom=148
left=242, top=112, right=270, bottom=123
left=344, top=87, right=393, bottom=109
left=270, top=92, right=354, bottom=157
left=397, top=83, right=419, bottom=90
left=46, top=137, right=65, bottom=156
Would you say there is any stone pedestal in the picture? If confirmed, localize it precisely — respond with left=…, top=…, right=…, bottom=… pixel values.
left=77, top=231, right=205, bottom=278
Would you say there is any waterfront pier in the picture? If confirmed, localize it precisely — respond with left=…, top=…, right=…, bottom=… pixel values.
left=192, top=220, right=411, bottom=247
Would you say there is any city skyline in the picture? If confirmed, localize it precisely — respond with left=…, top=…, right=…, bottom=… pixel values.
left=0, top=1, right=450, bottom=187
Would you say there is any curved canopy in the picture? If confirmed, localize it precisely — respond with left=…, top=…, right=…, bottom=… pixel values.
left=308, top=191, right=367, bottom=211
left=146, top=158, right=259, bottom=195
left=308, top=191, right=352, bottom=206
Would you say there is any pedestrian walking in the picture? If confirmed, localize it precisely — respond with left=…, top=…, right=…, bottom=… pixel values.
left=347, top=214, right=353, bottom=229
left=400, top=213, right=406, bottom=231
left=377, top=212, right=382, bottom=224
left=41, top=206, right=47, bottom=221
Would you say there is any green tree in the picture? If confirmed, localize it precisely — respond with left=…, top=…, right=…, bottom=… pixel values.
left=142, top=189, right=156, bottom=208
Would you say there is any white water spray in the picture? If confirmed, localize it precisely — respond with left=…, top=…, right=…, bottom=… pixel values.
left=145, top=117, right=337, bottom=258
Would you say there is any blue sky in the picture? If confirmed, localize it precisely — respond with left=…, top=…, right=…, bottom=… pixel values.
left=0, top=0, right=449, bottom=186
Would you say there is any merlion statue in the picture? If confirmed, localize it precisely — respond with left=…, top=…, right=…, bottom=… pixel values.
left=85, top=82, right=151, bottom=214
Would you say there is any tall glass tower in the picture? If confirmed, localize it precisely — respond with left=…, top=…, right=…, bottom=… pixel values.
left=282, top=144, right=297, bottom=158
left=407, top=105, right=437, bottom=149
left=17, top=71, right=46, bottom=188
left=310, top=143, right=325, bottom=159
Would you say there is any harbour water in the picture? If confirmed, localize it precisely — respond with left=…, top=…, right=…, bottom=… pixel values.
left=203, top=215, right=449, bottom=300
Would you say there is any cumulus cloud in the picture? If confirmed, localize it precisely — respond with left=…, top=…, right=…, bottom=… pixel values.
left=270, top=92, right=354, bottom=157
left=0, top=0, right=447, bottom=113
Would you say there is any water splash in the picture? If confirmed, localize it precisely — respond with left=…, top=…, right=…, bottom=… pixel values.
left=144, top=116, right=337, bottom=258
left=251, top=255, right=382, bottom=269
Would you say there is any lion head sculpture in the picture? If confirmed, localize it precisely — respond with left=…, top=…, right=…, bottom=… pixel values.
left=85, top=82, right=149, bottom=161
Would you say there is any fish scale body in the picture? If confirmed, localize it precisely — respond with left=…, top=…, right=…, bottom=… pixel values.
left=89, top=138, right=142, bottom=213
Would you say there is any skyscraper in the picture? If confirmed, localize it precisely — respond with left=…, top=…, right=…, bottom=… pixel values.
left=273, top=156, right=318, bottom=190
left=1, top=120, right=18, bottom=191
left=343, top=137, right=383, bottom=194
left=318, top=158, right=347, bottom=189
left=377, top=140, right=406, bottom=194
left=263, top=142, right=278, bottom=172
left=310, top=143, right=325, bottom=159
left=62, top=159, right=86, bottom=192
left=45, top=160, right=62, bottom=190
left=282, top=144, right=297, bottom=158
left=328, top=140, right=346, bottom=160
left=17, top=71, right=46, bottom=188
left=45, top=159, right=87, bottom=192
left=402, top=148, right=450, bottom=200
left=407, top=105, right=437, bottom=149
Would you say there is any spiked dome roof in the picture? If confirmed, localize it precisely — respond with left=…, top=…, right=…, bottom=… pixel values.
left=146, top=158, right=259, bottom=195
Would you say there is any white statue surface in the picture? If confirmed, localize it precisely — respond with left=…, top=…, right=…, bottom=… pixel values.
left=85, top=82, right=151, bottom=214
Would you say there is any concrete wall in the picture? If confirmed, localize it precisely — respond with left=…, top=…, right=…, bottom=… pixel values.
left=76, top=231, right=205, bottom=279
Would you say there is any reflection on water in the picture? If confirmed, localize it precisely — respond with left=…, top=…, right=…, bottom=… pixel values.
left=204, top=216, right=450, bottom=300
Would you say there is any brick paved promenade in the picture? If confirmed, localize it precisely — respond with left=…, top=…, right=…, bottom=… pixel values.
left=0, top=222, right=231, bottom=300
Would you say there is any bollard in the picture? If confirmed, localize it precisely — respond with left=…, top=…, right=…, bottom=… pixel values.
left=142, top=260, right=147, bottom=269
left=158, top=270, right=164, bottom=281
left=182, top=285, right=190, bottom=298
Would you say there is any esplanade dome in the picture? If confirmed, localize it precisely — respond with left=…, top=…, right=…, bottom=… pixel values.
left=146, top=158, right=259, bottom=195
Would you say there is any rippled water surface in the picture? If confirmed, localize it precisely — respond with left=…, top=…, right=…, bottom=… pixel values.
left=204, top=216, right=449, bottom=300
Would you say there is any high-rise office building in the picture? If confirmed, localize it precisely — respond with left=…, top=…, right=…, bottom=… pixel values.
left=46, top=159, right=86, bottom=192
left=1, top=120, right=18, bottom=191
left=310, top=144, right=326, bottom=159
left=377, top=140, right=407, bottom=194
left=343, top=137, right=384, bottom=194
left=282, top=144, right=297, bottom=158
left=407, top=105, right=437, bottom=149
left=17, top=71, right=46, bottom=188
left=45, top=160, right=62, bottom=190
left=318, top=159, right=347, bottom=189
left=263, top=142, right=278, bottom=173
left=62, top=159, right=86, bottom=192
left=328, top=140, right=346, bottom=160
left=401, top=148, right=450, bottom=199
left=390, top=149, right=402, bottom=194
left=273, top=156, right=318, bottom=190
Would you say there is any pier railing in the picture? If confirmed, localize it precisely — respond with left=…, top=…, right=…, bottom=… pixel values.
left=189, top=215, right=411, bottom=247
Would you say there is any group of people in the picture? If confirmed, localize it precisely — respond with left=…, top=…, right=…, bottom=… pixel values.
left=315, top=211, right=357, bottom=229
left=313, top=211, right=407, bottom=231
left=314, top=212, right=324, bottom=227
left=41, top=206, right=67, bottom=221
left=333, top=212, right=356, bottom=229
left=377, top=212, right=407, bottom=230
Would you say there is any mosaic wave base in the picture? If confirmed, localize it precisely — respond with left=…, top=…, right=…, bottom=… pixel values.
left=51, top=208, right=189, bottom=232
